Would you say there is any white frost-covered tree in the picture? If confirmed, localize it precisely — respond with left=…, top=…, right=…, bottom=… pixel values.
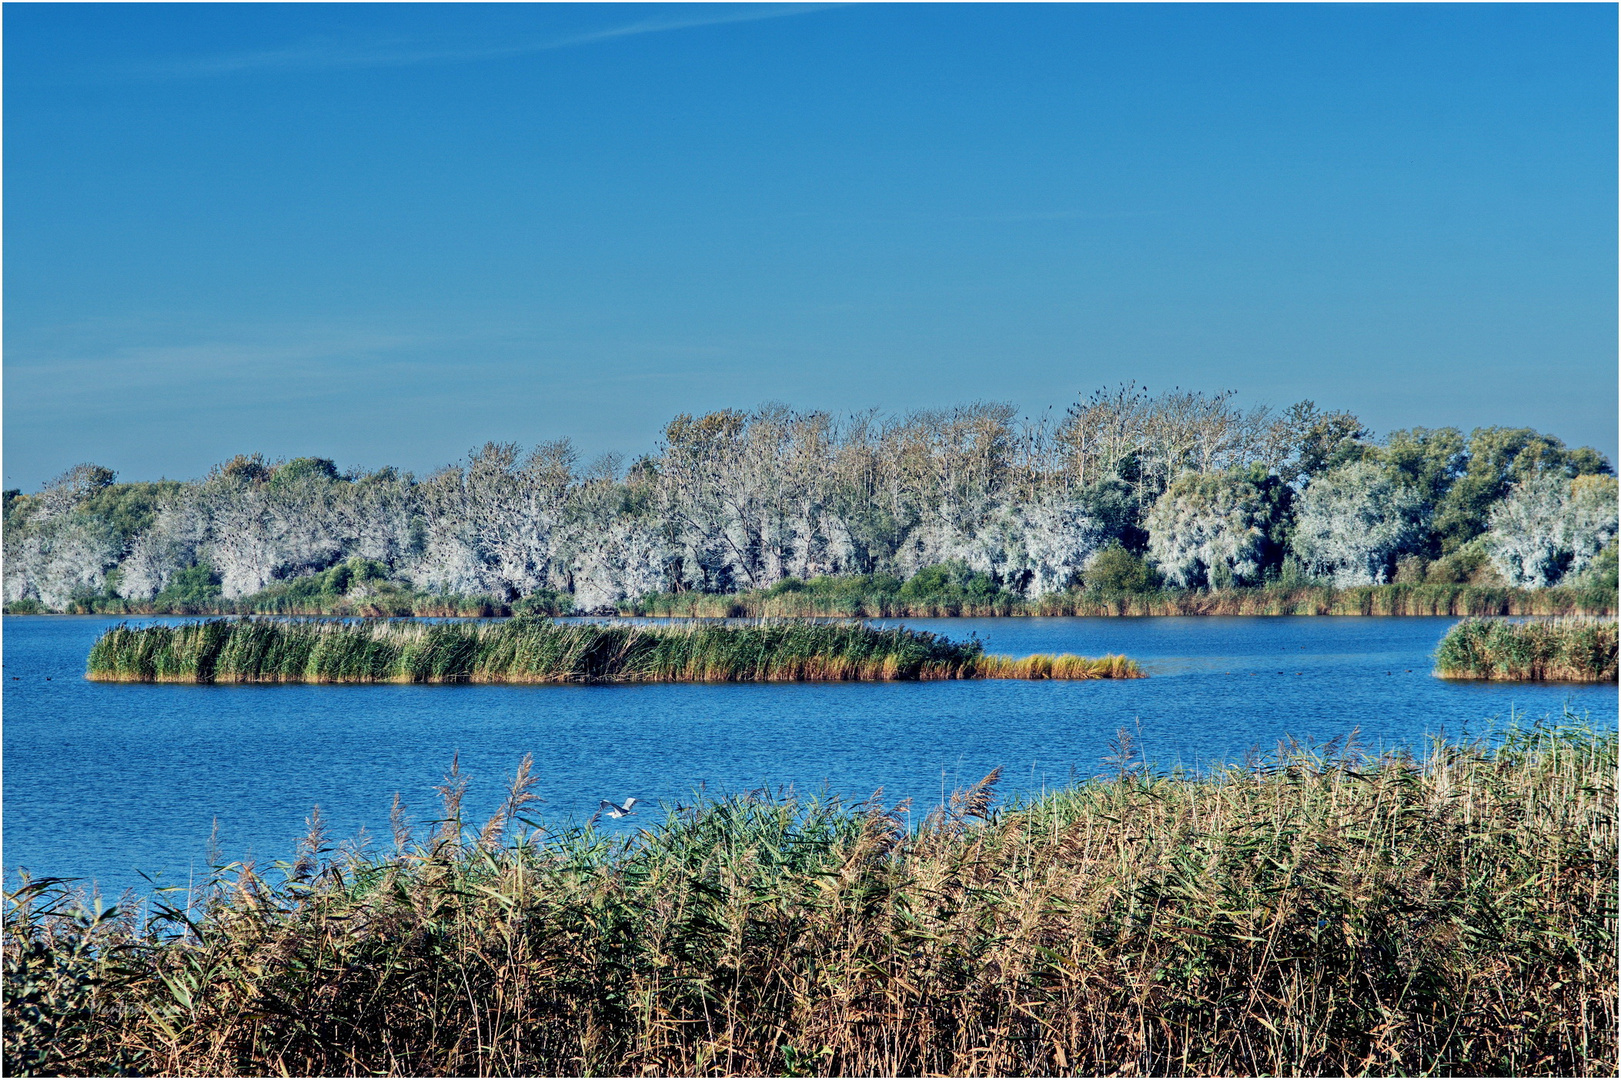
left=568, top=518, right=673, bottom=612
left=1144, top=470, right=1275, bottom=589
left=1290, top=461, right=1427, bottom=586
left=6, top=392, right=1612, bottom=610
left=406, top=443, right=573, bottom=599
left=919, top=501, right=1105, bottom=597
left=3, top=513, right=121, bottom=608
left=1482, top=474, right=1619, bottom=587
left=115, top=508, right=199, bottom=600
left=2, top=465, right=123, bottom=608
left=186, top=474, right=346, bottom=598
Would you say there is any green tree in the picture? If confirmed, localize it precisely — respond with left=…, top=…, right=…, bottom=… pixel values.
left=1379, top=427, right=1465, bottom=505
left=899, top=561, right=1005, bottom=603
left=1083, top=544, right=1160, bottom=593
left=271, top=457, right=342, bottom=487
left=78, top=481, right=185, bottom=550
left=1434, top=428, right=1613, bottom=552
left=152, top=563, right=223, bottom=608
left=1279, top=402, right=1370, bottom=485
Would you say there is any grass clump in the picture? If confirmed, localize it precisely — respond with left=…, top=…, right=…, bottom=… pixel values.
left=1435, top=617, right=1619, bottom=682
left=85, top=619, right=1141, bottom=684
left=6, top=724, right=1614, bottom=1076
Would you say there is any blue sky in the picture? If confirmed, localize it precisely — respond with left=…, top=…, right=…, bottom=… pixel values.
left=5, top=3, right=1616, bottom=489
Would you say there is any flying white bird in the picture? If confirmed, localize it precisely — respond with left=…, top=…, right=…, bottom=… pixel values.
left=599, top=797, right=639, bottom=819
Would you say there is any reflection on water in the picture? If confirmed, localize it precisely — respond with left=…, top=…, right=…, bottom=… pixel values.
left=4, top=614, right=1614, bottom=899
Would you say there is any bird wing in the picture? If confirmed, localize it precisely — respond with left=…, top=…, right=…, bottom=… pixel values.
left=599, top=800, right=616, bottom=812
left=622, top=798, right=638, bottom=810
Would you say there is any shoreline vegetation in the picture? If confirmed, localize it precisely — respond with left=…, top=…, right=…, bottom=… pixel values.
left=84, top=619, right=1142, bottom=685
left=622, top=577, right=1616, bottom=618
left=7, top=393, right=1618, bottom=619
left=6, top=724, right=1614, bottom=1076
left=10, top=573, right=1614, bottom=619
left=1435, top=617, right=1619, bottom=682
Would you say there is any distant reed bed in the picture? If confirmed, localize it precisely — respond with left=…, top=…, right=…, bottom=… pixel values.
left=24, top=576, right=1611, bottom=620
left=1035, top=581, right=1616, bottom=617
left=623, top=581, right=1614, bottom=619
left=1435, top=617, right=1619, bottom=682
left=85, top=619, right=1142, bottom=684
left=6, top=723, right=1613, bottom=1077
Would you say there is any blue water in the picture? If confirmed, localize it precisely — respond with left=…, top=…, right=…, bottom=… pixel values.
left=4, top=615, right=1615, bottom=901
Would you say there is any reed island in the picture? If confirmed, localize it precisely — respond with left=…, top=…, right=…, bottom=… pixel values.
left=85, top=618, right=1142, bottom=684
left=1434, top=617, right=1619, bottom=682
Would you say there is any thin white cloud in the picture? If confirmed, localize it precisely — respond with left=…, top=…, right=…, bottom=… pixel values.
left=6, top=332, right=417, bottom=408
left=124, top=5, right=845, bottom=80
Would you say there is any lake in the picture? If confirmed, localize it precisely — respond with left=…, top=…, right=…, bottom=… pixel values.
left=4, top=614, right=1615, bottom=901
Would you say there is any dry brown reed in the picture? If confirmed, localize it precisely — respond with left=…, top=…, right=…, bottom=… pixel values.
left=6, top=723, right=1612, bottom=1077
left=970, top=652, right=1141, bottom=679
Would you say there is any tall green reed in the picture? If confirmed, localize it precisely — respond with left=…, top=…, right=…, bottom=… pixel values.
left=86, top=619, right=1142, bottom=684
left=1435, top=616, right=1618, bottom=681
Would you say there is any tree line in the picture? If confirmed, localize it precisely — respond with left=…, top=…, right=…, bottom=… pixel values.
left=4, top=386, right=1616, bottom=612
